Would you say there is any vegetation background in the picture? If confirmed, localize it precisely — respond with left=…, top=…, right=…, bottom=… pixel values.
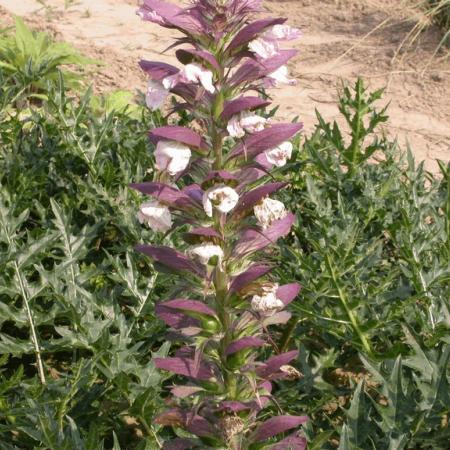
left=0, top=1, right=449, bottom=448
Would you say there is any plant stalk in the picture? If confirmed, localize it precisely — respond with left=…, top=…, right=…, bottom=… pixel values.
left=14, top=261, right=46, bottom=385
left=210, top=85, right=238, bottom=398
left=1, top=217, right=46, bottom=385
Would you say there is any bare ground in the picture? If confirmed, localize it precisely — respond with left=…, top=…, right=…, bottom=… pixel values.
left=1, top=0, right=449, bottom=172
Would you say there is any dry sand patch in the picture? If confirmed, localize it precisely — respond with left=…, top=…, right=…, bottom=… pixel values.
left=0, top=0, right=449, bottom=172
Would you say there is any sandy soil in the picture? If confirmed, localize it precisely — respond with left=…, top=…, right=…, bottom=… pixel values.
left=1, top=0, right=449, bottom=172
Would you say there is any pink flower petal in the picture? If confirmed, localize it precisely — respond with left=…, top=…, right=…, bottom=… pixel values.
left=154, top=357, right=215, bottom=380
left=233, top=213, right=295, bottom=257
left=136, top=245, right=205, bottom=276
left=227, top=18, right=286, bottom=51
left=139, top=60, right=179, bottom=80
left=228, top=123, right=302, bottom=160
left=149, top=126, right=208, bottom=150
left=221, top=96, right=271, bottom=120
left=253, top=415, right=308, bottom=442
left=257, top=350, right=299, bottom=378
left=233, top=182, right=287, bottom=216
left=225, top=337, right=265, bottom=356
left=230, top=264, right=272, bottom=293
left=277, top=283, right=302, bottom=306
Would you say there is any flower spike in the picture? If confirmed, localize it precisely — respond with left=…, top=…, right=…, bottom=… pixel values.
left=133, top=1, right=307, bottom=447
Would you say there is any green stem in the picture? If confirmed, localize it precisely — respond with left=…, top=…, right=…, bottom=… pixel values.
left=0, top=219, right=46, bottom=385
left=325, top=254, right=373, bottom=357
left=139, top=415, right=162, bottom=448
left=349, top=114, right=361, bottom=171
left=212, top=123, right=223, bottom=170
left=348, top=80, right=363, bottom=173
left=209, top=84, right=239, bottom=398
left=214, top=263, right=236, bottom=397
left=63, top=232, right=79, bottom=364
left=14, top=260, right=47, bottom=385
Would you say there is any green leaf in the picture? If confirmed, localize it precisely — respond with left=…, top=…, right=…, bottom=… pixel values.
left=14, top=17, right=36, bottom=57
left=112, top=432, right=122, bottom=450
left=342, top=380, right=371, bottom=448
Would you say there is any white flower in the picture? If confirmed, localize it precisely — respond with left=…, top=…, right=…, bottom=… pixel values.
left=162, top=64, right=215, bottom=93
left=264, top=141, right=293, bottom=167
left=145, top=80, right=169, bottom=111
left=137, top=201, right=172, bottom=232
left=154, top=140, right=192, bottom=176
left=203, top=185, right=239, bottom=217
left=162, top=73, right=179, bottom=90
left=248, top=37, right=279, bottom=59
left=183, top=63, right=215, bottom=93
left=267, top=65, right=296, bottom=86
left=251, top=283, right=284, bottom=316
left=254, top=198, right=288, bottom=229
left=264, top=24, right=301, bottom=41
left=189, top=243, right=224, bottom=265
left=227, top=111, right=267, bottom=138
left=163, top=63, right=215, bottom=93
left=248, top=25, right=301, bottom=60
left=137, top=9, right=165, bottom=25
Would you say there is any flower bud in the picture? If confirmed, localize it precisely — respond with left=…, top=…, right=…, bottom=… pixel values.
left=203, top=185, right=239, bottom=217
left=254, top=198, right=288, bottom=229
left=155, top=140, right=192, bottom=176
left=137, top=201, right=172, bottom=232
left=189, top=243, right=224, bottom=266
left=264, top=141, right=293, bottom=167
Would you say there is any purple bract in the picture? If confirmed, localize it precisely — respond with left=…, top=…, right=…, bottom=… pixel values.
left=132, top=1, right=307, bottom=448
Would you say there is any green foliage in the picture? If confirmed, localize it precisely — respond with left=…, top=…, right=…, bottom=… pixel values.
left=317, top=79, right=388, bottom=173
left=0, top=28, right=449, bottom=447
left=0, top=70, right=173, bottom=447
left=275, top=79, right=450, bottom=449
left=0, top=17, right=96, bottom=100
left=90, top=90, right=147, bottom=119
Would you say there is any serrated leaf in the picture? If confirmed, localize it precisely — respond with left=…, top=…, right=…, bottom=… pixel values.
left=344, top=380, right=370, bottom=447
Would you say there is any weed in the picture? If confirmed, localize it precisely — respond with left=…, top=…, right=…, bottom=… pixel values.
left=0, top=17, right=96, bottom=102
left=277, top=79, right=450, bottom=449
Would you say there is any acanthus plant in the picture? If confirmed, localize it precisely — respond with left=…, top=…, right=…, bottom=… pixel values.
left=131, top=1, right=307, bottom=448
